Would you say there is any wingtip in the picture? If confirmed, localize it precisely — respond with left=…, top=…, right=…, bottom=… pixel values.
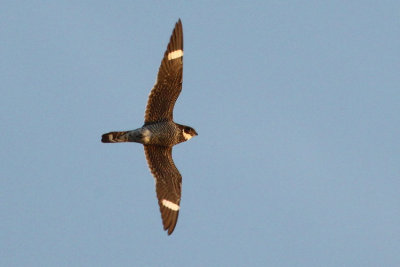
left=166, top=221, right=177, bottom=235
left=160, top=206, right=179, bottom=235
left=177, top=18, right=182, bottom=28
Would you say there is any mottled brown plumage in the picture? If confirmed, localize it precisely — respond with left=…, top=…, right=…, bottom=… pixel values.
left=145, top=19, right=183, bottom=123
left=144, top=145, right=181, bottom=235
left=101, top=19, right=197, bottom=235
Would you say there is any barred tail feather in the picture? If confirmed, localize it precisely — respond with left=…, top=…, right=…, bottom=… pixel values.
left=101, top=131, right=129, bottom=143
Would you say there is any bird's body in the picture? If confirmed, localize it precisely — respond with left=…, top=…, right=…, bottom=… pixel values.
left=101, top=121, right=194, bottom=146
left=101, top=19, right=197, bottom=235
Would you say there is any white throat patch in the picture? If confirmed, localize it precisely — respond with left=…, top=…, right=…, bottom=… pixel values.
left=182, top=130, right=193, bottom=140
left=162, top=199, right=180, bottom=211
left=167, top=49, right=183, bottom=60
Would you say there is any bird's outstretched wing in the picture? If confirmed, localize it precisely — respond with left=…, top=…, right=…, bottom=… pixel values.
left=144, top=145, right=182, bottom=235
left=144, top=19, right=183, bottom=124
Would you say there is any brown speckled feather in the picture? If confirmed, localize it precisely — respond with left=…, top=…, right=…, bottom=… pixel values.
left=145, top=19, right=183, bottom=124
left=101, top=19, right=197, bottom=236
left=144, top=145, right=181, bottom=235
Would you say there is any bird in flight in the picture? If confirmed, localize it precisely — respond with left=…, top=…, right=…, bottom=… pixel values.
left=101, top=19, right=197, bottom=235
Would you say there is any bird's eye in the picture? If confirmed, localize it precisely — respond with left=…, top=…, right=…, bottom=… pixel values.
left=184, top=127, right=191, bottom=133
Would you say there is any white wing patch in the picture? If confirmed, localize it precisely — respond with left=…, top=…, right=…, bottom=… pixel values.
left=162, top=199, right=180, bottom=211
left=167, top=49, right=183, bottom=60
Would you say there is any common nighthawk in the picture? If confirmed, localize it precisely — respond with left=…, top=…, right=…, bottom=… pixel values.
left=101, top=19, right=197, bottom=235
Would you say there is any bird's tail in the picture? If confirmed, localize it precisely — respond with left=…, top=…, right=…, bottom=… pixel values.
left=101, top=131, right=129, bottom=143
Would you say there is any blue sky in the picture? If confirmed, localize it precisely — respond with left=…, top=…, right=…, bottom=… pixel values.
left=1, top=1, right=399, bottom=266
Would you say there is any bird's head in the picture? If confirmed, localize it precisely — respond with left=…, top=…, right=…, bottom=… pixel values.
left=182, top=126, right=198, bottom=141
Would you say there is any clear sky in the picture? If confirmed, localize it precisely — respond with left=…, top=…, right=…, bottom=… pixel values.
left=2, top=1, right=399, bottom=266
